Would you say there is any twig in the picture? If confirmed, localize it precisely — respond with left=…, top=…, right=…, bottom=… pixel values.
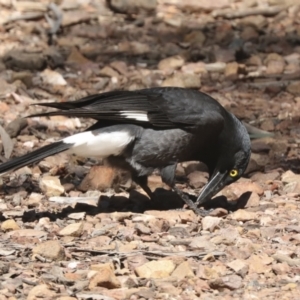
left=45, top=2, right=63, bottom=44
left=3, top=12, right=44, bottom=24
left=70, top=248, right=225, bottom=259
left=273, top=253, right=300, bottom=266
left=49, top=196, right=99, bottom=205
left=212, top=5, right=288, bottom=19
left=22, top=278, right=38, bottom=286
left=0, top=125, right=14, bottom=159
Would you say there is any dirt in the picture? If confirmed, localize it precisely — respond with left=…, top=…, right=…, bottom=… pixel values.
left=0, top=0, right=300, bottom=299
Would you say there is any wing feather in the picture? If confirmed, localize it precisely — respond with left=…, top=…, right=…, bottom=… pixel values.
left=29, top=87, right=225, bottom=132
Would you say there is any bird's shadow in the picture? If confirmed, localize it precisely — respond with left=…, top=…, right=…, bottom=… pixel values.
left=12, top=189, right=253, bottom=223
left=19, top=188, right=185, bottom=222
left=201, top=191, right=252, bottom=211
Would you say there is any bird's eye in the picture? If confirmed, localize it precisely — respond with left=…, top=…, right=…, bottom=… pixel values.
left=229, top=169, right=238, bottom=177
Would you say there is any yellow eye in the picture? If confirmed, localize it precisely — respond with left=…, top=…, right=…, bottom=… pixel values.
left=229, top=169, right=238, bottom=177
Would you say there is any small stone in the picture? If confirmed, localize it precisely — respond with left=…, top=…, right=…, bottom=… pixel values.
left=283, top=182, right=300, bottom=194
left=229, top=209, right=257, bottom=222
left=227, top=259, right=249, bottom=277
left=214, top=48, right=235, bottom=63
left=32, top=240, right=65, bottom=261
left=264, top=53, right=285, bottom=75
left=27, top=284, right=56, bottom=300
left=57, top=297, right=77, bottom=300
left=98, top=66, right=119, bottom=78
left=272, top=262, right=291, bottom=275
left=247, top=253, right=273, bottom=274
left=201, top=216, right=221, bottom=232
left=5, top=117, right=28, bottom=138
left=158, top=55, right=185, bottom=72
left=147, top=175, right=169, bottom=191
left=27, top=193, right=43, bottom=207
left=196, top=265, right=219, bottom=280
left=0, top=262, right=9, bottom=275
left=78, top=166, right=131, bottom=192
left=1, top=219, right=20, bottom=232
left=282, top=170, right=300, bottom=183
left=240, top=26, right=258, bottom=41
left=145, top=210, right=197, bottom=226
left=238, top=15, right=267, bottom=30
left=171, top=261, right=194, bottom=279
left=178, top=0, right=229, bottom=11
left=181, top=62, right=207, bottom=74
left=110, top=61, right=128, bottom=75
left=260, top=119, right=275, bottom=131
left=58, top=222, right=83, bottom=237
left=246, top=55, right=262, bottom=66
left=66, top=47, right=92, bottom=67
left=148, top=218, right=170, bottom=233
left=220, top=181, right=264, bottom=201
left=88, top=263, right=121, bottom=289
left=135, top=260, right=175, bottom=278
left=156, top=281, right=181, bottom=296
left=225, top=62, right=239, bottom=80
left=91, top=263, right=114, bottom=272
left=283, top=283, right=298, bottom=291
left=7, top=229, right=46, bottom=238
left=135, top=223, right=151, bottom=235
left=3, top=51, right=46, bottom=70
left=244, top=192, right=260, bottom=208
left=68, top=212, right=86, bottom=220
left=0, top=102, right=9, bottom=114
left=184, top=30, right=206, bottom=46
left=39, top=176, right=65, bottom=197
left=209, top=208, right=228, bottom=217
left=287, top=81, right=300, bottom=95
left=187, top=171, right=208, bottom=189
left=209, top=274, right=242, bottom=290
left=205, top=62, right=226, bottom=72
left=40, top=69, right=67, bottom=86
left=64, top=273, right=82, bottom=281
left=189, top=236, right=216, bottom=252
left=164, top=15, right=182, bottom=27
left=109, top=0, right=157, bottom=14
left=127, top=255, right=149, bottom=271
left=251, top=172, right=279, bottom=182
left=162, top=73, right=201, bottom=89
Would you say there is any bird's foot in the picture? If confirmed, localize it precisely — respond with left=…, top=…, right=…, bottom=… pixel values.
left=174, top=206, right=212, bottom=217
left=172, top=186, right=210, bottom=217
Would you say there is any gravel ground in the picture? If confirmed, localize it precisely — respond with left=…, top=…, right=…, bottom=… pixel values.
left=1, top=0, right=300, bottom=299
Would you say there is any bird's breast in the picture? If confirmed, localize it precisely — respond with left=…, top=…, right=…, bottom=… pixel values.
left=130, top=128, right=214, bottom=167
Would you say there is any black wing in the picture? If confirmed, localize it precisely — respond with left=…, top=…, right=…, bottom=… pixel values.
left=29, top=87, right=225, bottom=132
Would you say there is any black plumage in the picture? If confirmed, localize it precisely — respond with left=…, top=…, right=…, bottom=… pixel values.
left=0, top=87, right=251, bottom=215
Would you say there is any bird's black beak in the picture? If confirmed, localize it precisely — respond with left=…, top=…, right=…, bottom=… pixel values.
left=195, top=171, right=227, bottom=206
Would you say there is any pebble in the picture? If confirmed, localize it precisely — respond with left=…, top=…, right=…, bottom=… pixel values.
left=1, top=220, right=20, bottom=232
left=39, top=176, right=65, bottom=197
left=58, top=222, right=83, bottom=237
left=135, top=260, right=175, bottom=278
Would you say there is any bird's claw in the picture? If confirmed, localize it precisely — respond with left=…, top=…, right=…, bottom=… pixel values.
left=172, top=186, right=212, bottom=217
left=189, top=203, right=212, bottom=217
left=174, top=206, right=211, bottom=217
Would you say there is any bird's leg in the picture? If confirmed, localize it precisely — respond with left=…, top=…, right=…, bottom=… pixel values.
left=172, top=186, right=209, bottom=217
left=161, top=164, right=210, bottom=217
left=132, top=174, right=154, bottom=200
left=106, top=156, right=154, bottom=200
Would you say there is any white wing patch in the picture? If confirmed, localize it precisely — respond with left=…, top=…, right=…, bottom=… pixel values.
left=120, top=110, right=149, bottom=122
left=63, top=131, right=134, bottom=158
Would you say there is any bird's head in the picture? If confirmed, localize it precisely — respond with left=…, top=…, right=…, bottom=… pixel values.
left=196, top=113, right=251, bottom=206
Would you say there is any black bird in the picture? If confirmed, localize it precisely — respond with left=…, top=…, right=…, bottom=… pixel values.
left=0, top=87, right=251, bottom=215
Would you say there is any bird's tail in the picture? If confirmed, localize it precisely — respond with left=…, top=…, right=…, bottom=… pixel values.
left=0, top=141, right=72, bottom=176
